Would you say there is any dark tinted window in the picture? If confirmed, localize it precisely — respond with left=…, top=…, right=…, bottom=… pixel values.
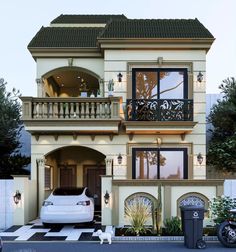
left=53, top=187, right=85, bottom=196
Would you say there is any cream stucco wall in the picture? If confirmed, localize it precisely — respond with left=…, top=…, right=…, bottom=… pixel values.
left=28, top=43, right=211, bottom=225
left=36, top=58, right=104, bottom=80
left=103, top=49, right=207, bottom=179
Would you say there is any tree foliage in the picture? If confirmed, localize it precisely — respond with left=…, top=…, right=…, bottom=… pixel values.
left=209, top=196, right=236, bottom=224
left=0, top=78, right=30, bottom=178
left=207, top=77, right=236, bottom=172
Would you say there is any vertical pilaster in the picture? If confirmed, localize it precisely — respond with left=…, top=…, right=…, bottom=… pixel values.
left=36, top=78, right=45, bottom=97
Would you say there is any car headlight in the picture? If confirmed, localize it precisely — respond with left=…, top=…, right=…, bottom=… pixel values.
left=77, top=200, right=90, bottom=206
left=42, top=201, right=53, bottom=206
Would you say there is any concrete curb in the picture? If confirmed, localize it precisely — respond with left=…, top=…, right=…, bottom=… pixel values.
left=112, top=236, right=218, bottom=241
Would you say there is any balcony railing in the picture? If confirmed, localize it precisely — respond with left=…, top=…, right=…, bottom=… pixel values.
left=126, top=99, right=193, bottom=121
left=21, top=97, right=121, bottom=120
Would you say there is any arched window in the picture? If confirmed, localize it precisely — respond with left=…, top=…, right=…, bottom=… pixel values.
left=177, top=192, right=209, bottom=216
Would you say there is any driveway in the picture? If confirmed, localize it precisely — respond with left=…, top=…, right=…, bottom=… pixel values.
left=0, top=218, right=109, bottom=241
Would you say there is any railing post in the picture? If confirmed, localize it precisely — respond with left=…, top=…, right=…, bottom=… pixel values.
left=20, top=97, right=33, bottom=120
left=110, top=97, right=120, bottom=119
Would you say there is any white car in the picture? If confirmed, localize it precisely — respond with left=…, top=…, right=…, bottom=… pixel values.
left=40, top=187, right=94, bottom=226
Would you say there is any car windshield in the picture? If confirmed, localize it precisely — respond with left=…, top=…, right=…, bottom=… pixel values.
left=53, top=187, right=85, bottom=196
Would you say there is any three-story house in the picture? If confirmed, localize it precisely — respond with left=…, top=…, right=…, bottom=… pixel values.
left=21, top=14, right=224, bottom=226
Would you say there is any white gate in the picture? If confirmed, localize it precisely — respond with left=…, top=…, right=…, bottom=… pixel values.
left=0, top=180, right=14, bottom=230
left=224, top=180, right=236, bottom=198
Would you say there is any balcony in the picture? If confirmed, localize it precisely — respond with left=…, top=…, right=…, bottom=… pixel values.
left=21, top=97, right=121, bottom=134
left=124, top=99, right=197, bottom=135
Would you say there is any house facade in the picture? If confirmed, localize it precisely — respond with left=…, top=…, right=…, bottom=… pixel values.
left=21, top=14, right=224, bottom=226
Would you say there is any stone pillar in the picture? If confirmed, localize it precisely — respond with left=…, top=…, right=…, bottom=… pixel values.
left=36, top=78, right=45, bottom=97
left=105, top=157, right=113, bottom=176
left=101, top=176, right=113, bottom=225
left=36, top=157, right=46, bottom=215
left=99, top=78, right=104, bottom=97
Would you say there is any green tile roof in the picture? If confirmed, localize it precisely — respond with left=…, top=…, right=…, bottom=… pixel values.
left=28, top=16, right=214, bottom=49
left=99, top=19, right=214, bottom=39
left=28, top=27, right=104, bottom=48
left=51, top=14, right=127, bottom=24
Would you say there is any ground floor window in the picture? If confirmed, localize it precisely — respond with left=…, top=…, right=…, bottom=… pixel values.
left=132, top=148, right=188, bottom=179
left=45, top=165, right=53, bottom=190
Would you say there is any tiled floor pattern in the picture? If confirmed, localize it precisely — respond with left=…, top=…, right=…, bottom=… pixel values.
left=0, top=211, right=113, bottom=241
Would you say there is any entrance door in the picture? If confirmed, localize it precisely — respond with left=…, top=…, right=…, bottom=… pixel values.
left=83, top=165, right=106, bottom=210
left=59, top=165, right=76, bottom=187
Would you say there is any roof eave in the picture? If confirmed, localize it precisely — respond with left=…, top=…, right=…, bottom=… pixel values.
left=97, top=37, right=215, bottom=43
left=97, top=37, right=215, bottom=52
left=28, top=47, right=102, bottom=60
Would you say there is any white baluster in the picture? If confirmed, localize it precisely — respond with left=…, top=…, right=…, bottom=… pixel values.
left=59, top=102, right=63, bottom=118
left=65, top=102, right=69, bottom=118
left=75, top=102, right=79, bottom=118
left=49, top=102, right=53, bottom=118
left=70, top=102, right=75, bottom=118
left=101, top=102, right=105, bottom=118
left=91, top=102, right=95, bottom=118
left=96, top=102, right=100, bottom=118
left=53, top=102, right=58, bottom=118
left=81, top=102, right=85, bottom=118
left=33, top=102, right=37, bottom=118
left=86, top=102, right=89, bottom=118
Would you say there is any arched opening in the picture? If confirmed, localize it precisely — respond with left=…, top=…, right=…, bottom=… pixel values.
left=44, top=146, right=105, bottom=210
left=124, top=192, right=157, bottom=228
left=177, top=192, right=209, bottom=217
left=42, top=67, right=100, bottom=97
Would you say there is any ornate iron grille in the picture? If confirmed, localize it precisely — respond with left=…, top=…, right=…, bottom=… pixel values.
left=126, top=99, right=193, bottom=121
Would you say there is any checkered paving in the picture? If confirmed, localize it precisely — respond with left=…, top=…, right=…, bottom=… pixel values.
left=0, top=211, right=113, bottom=241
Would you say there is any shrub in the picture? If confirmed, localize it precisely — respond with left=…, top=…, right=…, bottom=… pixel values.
left=163, top=216, right=182, bottom=236
left=125, top=197, right=152, bottom=236
left=209, top=196, right=236, bottom=224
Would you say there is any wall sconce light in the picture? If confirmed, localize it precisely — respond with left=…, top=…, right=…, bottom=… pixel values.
left=104, top=190, right=110, bottom=205
left=197, top=153, right=204, bottom=165
left=13, top=190, right=21, bottom=205
left=117, top=153, right=123, bottom=165
left=197, top=71, right=203, bottom=83
left=156, top=137, right=162, bottom=147
left=117, top=73, right=123, bottom=82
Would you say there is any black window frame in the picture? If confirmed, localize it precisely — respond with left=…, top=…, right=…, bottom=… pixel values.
left=132, top=147, right=188, bottom=179
left=132, top=68, right=188, bottom=99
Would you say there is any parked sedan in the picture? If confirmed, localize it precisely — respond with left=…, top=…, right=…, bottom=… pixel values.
left=40, top=187, right=94, bottom=226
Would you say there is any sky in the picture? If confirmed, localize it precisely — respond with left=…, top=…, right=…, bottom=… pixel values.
left=1, top=0, right=236, bottom=96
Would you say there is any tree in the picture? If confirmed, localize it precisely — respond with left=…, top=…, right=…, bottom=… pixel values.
left=0, top=78, right=30, bottom=178
left=207, top=77, right=236, bottom=172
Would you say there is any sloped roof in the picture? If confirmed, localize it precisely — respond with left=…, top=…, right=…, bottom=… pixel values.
left=51, top=14, right=127, bottom=24
left=28, top=15, right=214, bottom=49
left=28, top=27, right=104, bottom=48
left=99, top=19, right=214, bottom=39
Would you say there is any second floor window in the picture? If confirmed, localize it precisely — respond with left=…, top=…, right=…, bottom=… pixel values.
left=132, top=148, right=188, bottom=179
left=133, top=68, right=188, bottom=100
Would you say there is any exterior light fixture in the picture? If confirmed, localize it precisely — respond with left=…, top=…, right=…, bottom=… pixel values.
left=13, top=190, right=21, bottom=205
left=197, top=71, right=203, bottom=83
left=156, top=137, right=162, bottom=147
left=117, top=73, right=123, bottom=82
left=197, top=153, right=204, bottom=165
left=117, top=153, right=123, bottom=165
left=104, top=190, right=110, bottom=205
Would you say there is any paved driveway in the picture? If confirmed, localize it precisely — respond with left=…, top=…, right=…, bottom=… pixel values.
left=0, top=218, right=110, bottom=241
